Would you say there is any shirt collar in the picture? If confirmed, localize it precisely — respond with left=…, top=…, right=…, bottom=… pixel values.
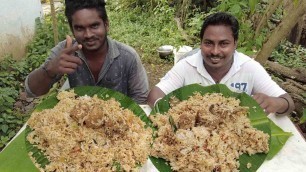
left=232, top=50, right=252, bottom=71
left=186, top=50, right=207, bottom=77
left=106, top=37, right=120, bottom=59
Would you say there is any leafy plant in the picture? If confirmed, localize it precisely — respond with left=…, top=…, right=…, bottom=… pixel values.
left=0, top=55, right=29, bottom=90
left=0, top=7, right=70, bottom=151
left=0, top=87, right=25, bottom=149
left=108, top=1, right=187, bottom=63
left=270, top=41, right=306, bottom=68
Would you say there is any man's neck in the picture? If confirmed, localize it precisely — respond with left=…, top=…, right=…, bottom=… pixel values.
left=83, top=41, right=108, bottom=61
left=83, top=43, right=109, bottom=82
left=204, top=58, right=233, bottom=83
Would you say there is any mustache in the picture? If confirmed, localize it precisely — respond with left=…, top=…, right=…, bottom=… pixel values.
left=208, top=55, right=224, bottom=58
left=83, top=37, right=99, bottom=42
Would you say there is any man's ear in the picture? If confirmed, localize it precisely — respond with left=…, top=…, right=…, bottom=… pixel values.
left=104, top=20, right=109, bottom=31
left=234, top=40, right=238, bottom=49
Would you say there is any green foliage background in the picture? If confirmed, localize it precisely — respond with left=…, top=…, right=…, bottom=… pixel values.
left=0, top=10, right=70, bottom=150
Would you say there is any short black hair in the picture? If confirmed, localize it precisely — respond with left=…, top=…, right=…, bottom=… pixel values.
left=200, top=12, right=239, bottom=41
left=65, top=0, right=108, bottom=28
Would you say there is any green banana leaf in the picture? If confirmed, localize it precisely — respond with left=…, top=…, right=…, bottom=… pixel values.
left=0, top=128, right=38, bottom=172
left=149, top=84, right=290, bottom=172
left=266, top=120, right=292, bottom=160
left=0, top=86, right=153, bottom=172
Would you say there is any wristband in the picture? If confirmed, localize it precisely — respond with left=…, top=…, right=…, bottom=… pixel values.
left=276, top=97, right=289, bottom=114
left=42, top=61, right=57, bottom=79
left=153, top=98, right=162, bottom=107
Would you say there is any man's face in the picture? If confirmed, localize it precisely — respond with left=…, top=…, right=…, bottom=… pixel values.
left=200, top=25, right=237, bottom=70
left=71, top=9, right=108, bottom=52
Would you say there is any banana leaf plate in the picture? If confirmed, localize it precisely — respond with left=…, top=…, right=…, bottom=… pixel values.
left=0, top=86, right=153, bottom=172
left=149, top=84, right=292, bottom=172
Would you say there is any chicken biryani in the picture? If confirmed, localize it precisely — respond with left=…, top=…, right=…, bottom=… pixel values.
left=150, top=93, right=269, bottom=172
left=27, top=90, right=153, bottom=172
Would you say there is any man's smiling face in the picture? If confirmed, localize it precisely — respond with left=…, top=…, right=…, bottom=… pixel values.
left=200, top=25, right=237, bottom=71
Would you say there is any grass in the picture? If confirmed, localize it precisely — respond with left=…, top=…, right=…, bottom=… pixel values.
left=107, top=4, right=189, bottom=64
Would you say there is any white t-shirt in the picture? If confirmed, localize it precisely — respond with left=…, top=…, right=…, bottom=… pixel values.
left=156, top=50, right=286, bottom=97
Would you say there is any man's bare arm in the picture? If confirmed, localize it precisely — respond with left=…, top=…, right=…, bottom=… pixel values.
left=276, top=93, right=295, bottom=115
left=253, top=93, right=295, bottom=115
left=147, top=86, right=166, bottom=108
left=27, top=65, right=59, bottom=96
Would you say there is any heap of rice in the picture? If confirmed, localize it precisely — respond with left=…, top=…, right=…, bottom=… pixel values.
left=150, top=93, right=269, bottom=172
left=27, top=90, right=152, bottom=172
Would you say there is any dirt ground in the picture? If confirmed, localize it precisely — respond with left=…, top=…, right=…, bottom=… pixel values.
left=143, top=62, right=173, bottom=89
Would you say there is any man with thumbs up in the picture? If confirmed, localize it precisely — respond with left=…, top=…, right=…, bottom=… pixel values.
left=25, top=0, right=149, bottom=104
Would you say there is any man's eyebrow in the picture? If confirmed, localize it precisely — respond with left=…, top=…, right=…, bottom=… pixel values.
left=90, top=21, right=101, bottom=26
left=203, top=39, right=231, bottom=42
left=220, top=39, right=231, bottom=42
left=73, top=24, right=83, bottom=28
left=73, top=21, right=101, bottom=28
left=202, top=39, right=213, bottom=42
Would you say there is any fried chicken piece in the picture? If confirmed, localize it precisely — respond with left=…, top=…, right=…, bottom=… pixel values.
left=70, top=102, right=90, bottom=124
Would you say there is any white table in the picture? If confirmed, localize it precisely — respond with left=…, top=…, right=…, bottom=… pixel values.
left=257, top=114, right=306, bottom=172
left=139, top=105, right=306, bottom=172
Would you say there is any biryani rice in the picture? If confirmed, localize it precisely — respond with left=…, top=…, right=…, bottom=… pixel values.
left=27, top=90, right=152, bottom=172
left=150, top=93, right=269, bottom=172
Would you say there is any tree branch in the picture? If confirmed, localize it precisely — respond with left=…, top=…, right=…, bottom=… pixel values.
left=254, top=0, right=282, bottom=38
left=255, top=0, right=306, bottom=64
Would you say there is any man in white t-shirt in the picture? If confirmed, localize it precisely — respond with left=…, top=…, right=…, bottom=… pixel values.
left=147, top=12, right=294, bottom=115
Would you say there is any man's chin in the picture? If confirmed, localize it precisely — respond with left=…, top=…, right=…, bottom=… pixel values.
left=207, top=60, right=223, bottom=67
left=83, top=45, right=100, bottom=52
left=211, top=60, right=221, bottom=64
